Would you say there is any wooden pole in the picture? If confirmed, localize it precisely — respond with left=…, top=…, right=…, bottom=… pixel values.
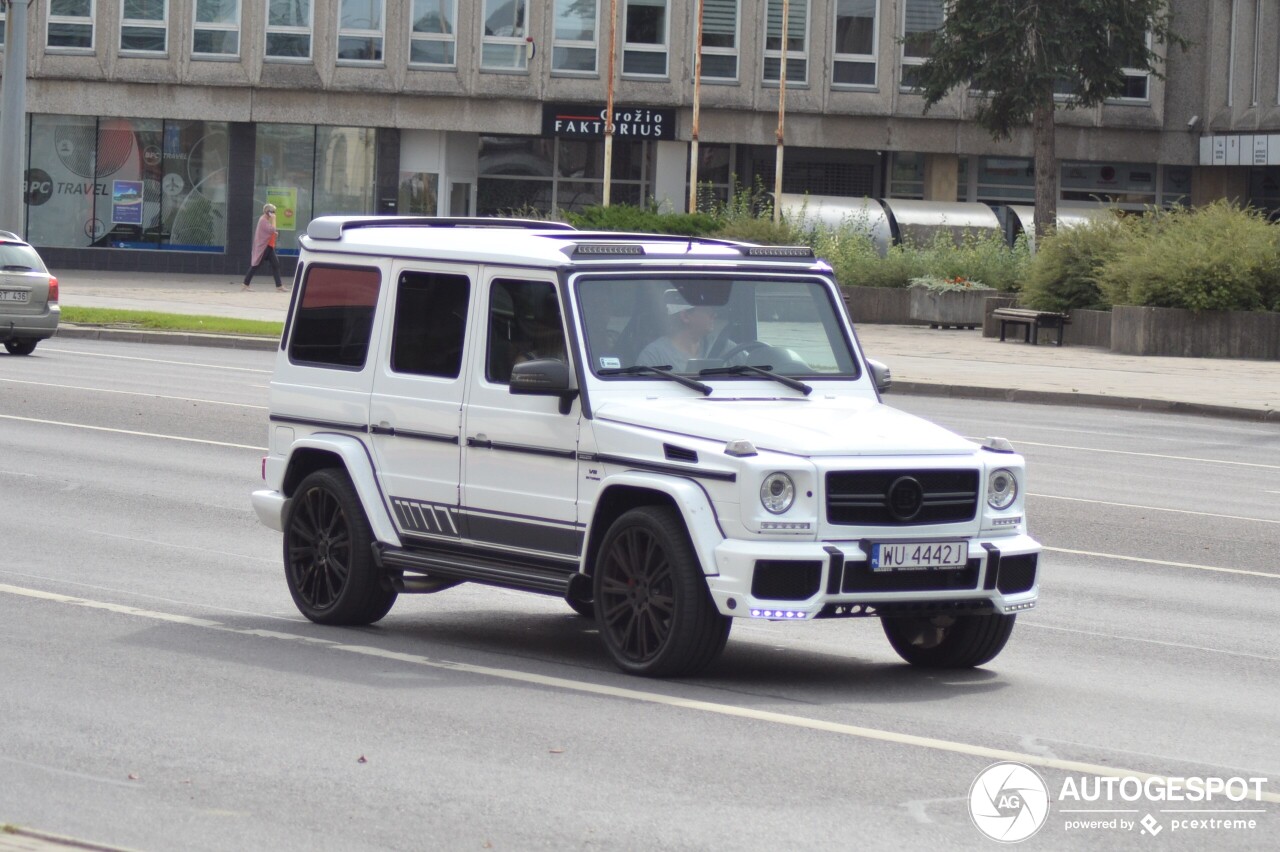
left=688, top=0, right=705, bottom=214
left=603, top=0, right=619, bottom=207
left=773, top=0, right=789, bottom=224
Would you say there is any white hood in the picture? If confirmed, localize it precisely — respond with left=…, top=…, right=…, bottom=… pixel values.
left=594, top=396, right=977, bottom=457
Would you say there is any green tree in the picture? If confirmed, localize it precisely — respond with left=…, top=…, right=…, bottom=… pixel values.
left=913, top=1, right=1186, bottom=237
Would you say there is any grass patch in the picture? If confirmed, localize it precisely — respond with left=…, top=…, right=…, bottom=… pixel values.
left=60, top=306, right=283, bottom=338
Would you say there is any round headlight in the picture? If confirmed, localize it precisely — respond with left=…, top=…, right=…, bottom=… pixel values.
left=760, top=472, right=796, bottom=514
left=987, top=468, right=1018, bottom=510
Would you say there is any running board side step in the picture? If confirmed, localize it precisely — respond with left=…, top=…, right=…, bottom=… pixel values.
left=374, top=543, right=577, bottom=597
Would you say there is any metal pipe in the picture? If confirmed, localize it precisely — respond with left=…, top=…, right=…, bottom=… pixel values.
left=0, top=0, right=30, bottom=235
left=603, top=0, right=619, bottom=207
left=773, top=0, right=789, bottom=225
left=688, top=0, right=705, bottom=213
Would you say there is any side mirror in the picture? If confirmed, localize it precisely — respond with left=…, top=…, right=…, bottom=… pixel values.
left=510, top=358, right=578, bottom=414
left=866, top=358, right=892, bottom=394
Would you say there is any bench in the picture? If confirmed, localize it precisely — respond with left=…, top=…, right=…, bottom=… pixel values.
left=992, top=308, right=1071, bottom=346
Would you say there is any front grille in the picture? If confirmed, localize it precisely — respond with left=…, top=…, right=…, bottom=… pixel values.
left=841, top=558, right=981, bottom=593
left=751, top=560, right=823, bottom=601
left=826, top=469, right=979, bottom=526
left=996, top=553, right=1038, bottom=594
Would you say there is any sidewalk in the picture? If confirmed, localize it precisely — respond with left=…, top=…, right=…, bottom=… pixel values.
left=51, top=270, right=1280, bottom=422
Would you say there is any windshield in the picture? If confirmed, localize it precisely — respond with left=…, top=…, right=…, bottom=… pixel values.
left=576, top=275, right=859, bottom=379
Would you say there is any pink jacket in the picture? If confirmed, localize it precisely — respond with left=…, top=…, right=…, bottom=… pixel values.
left=250, top=214, right=278, bottom=265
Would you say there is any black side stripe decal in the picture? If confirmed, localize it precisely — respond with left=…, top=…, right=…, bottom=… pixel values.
left=581, top=453, right=737, bottom=483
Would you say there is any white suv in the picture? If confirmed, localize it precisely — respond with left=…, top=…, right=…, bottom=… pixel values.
left=252, top=217, right=1040, bottom=677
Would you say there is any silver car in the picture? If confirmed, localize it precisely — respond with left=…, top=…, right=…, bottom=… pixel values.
left=0, top=231, right=59, bottom=356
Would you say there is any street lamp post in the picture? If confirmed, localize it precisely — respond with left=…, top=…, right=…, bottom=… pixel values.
left=0, top=0, right=29, bottom=234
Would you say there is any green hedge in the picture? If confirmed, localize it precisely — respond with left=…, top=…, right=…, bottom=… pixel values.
left=1022, top=217, right=1128, bottom=312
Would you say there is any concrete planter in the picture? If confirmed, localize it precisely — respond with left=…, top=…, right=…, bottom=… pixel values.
left=909, top=287, right=997, bottom=329
left=841, top=286, right=912, bottom=324
left=1111, top=306, right=1280, bottom=360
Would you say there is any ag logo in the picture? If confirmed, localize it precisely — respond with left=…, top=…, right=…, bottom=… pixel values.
left=969, top=761, right=1050, bottom=843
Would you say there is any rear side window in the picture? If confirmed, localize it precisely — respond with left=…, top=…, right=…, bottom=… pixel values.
left=289, top=264, right=381, bottom=369
left=391, top=270, right=470, bottom=378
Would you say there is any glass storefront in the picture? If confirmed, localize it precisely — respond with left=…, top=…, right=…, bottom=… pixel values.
left=476, top=135, right=653, bottom=214
left=253, top=123, right=376, bottom=254
left=26, top=115, right=230, bottom=251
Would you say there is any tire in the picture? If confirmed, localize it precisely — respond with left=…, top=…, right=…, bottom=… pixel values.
left=4, top=340, right=37, bottom=356
left=565, top=595, right=595, bottom=618
left=593, top=506, right=731, bottom=677
left=881, top=612, right=1016, bottom=668
left=284, top=468, right=397, bottom=625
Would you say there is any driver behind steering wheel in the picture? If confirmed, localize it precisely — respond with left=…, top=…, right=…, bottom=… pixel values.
left=637, top=290, right=732, bottom=372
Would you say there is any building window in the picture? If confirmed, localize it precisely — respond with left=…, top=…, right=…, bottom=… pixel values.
left=409, top=0, right=456, bottom=67
left=697, top=0, right=738, bottom=81
left=1060, top=161, right=1157, bottom=209
left=47, top=1, right=95, bottom=51
left=193, top=0, right=240, bottom=57
left=833, top=0, right=876, bottom=87
left=763, top=0, right=808, bottom=84
left=623, top=0, right=668, bottom=77
left=888, top=152, right=924, bottom=198
left=26, top=114, right=231, bottom=251
left=266, top=0, right=311, bottom=59
left=338, top=0, right=384, bottom=63
left=1113, top=33, right=1152, bottom=102
left=553, top=0, right=597, bottom=74
left=120, top=0, right=168, bottom=54
left=481, top=0, right=528, bottom=71
left=901, top=0, right=943, bottom=90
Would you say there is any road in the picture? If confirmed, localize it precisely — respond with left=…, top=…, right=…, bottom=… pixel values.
left=2, top=339, right=1277, bottom=851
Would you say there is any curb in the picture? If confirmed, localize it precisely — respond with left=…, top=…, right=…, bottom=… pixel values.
left=892, top=381, right=1277, bottom=423
left=54, top=324, right=278, bottom=351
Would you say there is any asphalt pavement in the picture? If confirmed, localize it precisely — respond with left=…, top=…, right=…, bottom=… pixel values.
left=48, top=269, right=1280, bottom=422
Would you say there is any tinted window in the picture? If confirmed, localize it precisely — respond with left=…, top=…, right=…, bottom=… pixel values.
left=289, top=265, right=381, bottom=368
left=0, top=243, right=47, bottom=271
left=486, top=279, right=566, bottom=383
left=391, top=270, right=470, bottom=378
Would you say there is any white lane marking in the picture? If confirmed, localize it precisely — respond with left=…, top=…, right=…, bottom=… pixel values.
left=0, top=413, right=265, bottom=451
left=3, top=581, right=1276, bottom=804
left=1031, top=493, right=1280, bottom=525
left=0, top=376, right=266, bottom=410
left=82, top=529, right=277, bottom=563
left=1044, top=546, right=1278, bottom=579
left=1013, top=440, right=1280, bottom=471
left=0, top=754, right=141, bottom=789
left=1024, top=623, right=1280, bottom=663
left=40, top=346, right=272, bottom=374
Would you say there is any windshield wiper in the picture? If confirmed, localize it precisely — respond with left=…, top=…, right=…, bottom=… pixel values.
left=1, top=265, right=34, bottom=272
left=599, top=364, right=712, bottom=396
left=699, top=364, right=812, bottom=396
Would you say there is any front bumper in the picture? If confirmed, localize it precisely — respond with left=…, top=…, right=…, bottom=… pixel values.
left=706, top=534, right=1040, bottom=620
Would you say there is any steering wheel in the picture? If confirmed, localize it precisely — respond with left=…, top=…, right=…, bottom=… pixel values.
left=720, top=340, right=776, bottom=364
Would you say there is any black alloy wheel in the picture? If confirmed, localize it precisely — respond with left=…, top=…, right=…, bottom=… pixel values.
left=284, top=469, right=396, bottom=625
left=594, top=506, right=730, bottom=677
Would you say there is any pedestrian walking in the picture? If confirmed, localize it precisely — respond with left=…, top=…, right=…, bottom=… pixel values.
left=243, top=203, right=283, bottom=290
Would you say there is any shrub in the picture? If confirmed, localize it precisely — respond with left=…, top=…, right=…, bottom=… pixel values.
left=711, top=216, right=804, bottom=245
left=909, top=275, right=994, bottom=292
left=1098, top=202, right=1280, bottom=312
left=565, top=203, right=722, bottom=236
left=1022, top=216, right=1128, bottom=312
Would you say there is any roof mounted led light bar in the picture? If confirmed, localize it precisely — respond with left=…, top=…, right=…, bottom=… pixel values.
left=572, top=243, right=646, bottom=256
left=743, top=246, right=815, bottom=258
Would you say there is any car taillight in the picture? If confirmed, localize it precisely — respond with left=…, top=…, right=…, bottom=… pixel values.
left=48, top=276, right=59, bottom=303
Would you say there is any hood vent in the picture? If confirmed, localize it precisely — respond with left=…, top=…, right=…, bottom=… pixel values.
left=663, top=444, right=699, bottom=464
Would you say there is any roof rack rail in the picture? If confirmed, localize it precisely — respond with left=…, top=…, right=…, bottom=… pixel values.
left=307, top=216, right=576, bottom=241
left=563, top=232, right=816, bottom=260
